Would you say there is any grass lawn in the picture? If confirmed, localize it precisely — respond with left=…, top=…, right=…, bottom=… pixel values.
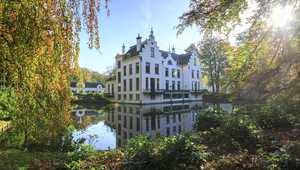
left=0, top=149, right=67, bottom=169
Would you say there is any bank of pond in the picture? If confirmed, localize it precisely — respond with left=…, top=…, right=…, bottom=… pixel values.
left=0, top=101, right=299, bottom=169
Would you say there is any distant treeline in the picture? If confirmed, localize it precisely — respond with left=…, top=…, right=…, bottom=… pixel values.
left=70, top=68, right=110, bottom=85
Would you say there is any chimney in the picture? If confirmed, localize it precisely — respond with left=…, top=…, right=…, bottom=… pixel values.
left=122, top=43, right=125, bottom=55
left=172, top=45, right=175, bottom=54
left=136, top=33, right=142, bottom=51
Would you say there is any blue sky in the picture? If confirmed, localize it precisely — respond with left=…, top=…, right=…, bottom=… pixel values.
left=78, top=0, right=202, bottom=74
left=78, top=0, right=255, bottom=74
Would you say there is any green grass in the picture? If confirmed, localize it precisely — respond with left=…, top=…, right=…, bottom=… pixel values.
left=0, top=149, right=67, bottom=169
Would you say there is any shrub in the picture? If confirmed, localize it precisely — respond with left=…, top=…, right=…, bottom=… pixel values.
left=268, top=142, right=300, bottom=169
left=121, top=133, right=208, bottom=169
left=254, top=102, right=296, bottom=129
left=193, top=106, right=228, bottom=132
left=196, top=107, right=259, bottom=153
left=0, top=86, right=18, bottom=120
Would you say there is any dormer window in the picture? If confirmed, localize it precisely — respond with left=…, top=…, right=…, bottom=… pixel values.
left=127, top=53, right=130, bottom=58
left=168, top=60, right=172, bottom=65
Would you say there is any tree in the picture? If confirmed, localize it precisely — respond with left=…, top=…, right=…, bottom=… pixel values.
left=0, top=0, right=109, bottom=149
left=177, top=0, right=300, bottom=103
left=198, top=37, right=231, bottom=93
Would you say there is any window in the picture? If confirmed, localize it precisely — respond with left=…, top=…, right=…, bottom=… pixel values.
left=150, top=47, right=154, bottom=57
left=136, top=118, right=140, bottom=131
left=123, top=116, right=127, bottom=128
left=155, top=64, right=159, bottom=74
left=146, top=62, right=150, bottom=73
left=118, top=86, right=121, bottom=92
left=177, top=81, right=180, bottom=90
left=167, top=127, right=170, bottom=136
left=173, top=113, right=176, bottom=123
left=123, top=79, right=126, bottom=91
left=129, top=79, right=132, bottom=91
left=192, top=81, right=193, bottom=91
left=129, top=64, right=132, bottom=75
left=157, top=78, right=159, bottom=90
left=146, top=77, right=149, bottom=89
left=118, top=61, right=121, bottom=68
left=165, top=80, right=169, bottom=90
left=146, top=117, right=149, bottom=131
left=166, top=115, right=170, bottom=124
left=172, top=81, right=175, bottom=90
left=118, top=72, right=121, bottom=83
left=118, top=94, right=121, bottom=99
left=136, top=62, right=139, bottom=74
left=198, top=81, right=200, bottom=90
left=123, top=94, right=127, bottom=100
left=168, top=60, right=172, bottom=65
left=108, top=84, right=110, bottom=93
left=165, top=68, right=169, bottom=77
left=192, top=70, right=194, bottom=78
left=172, top=69, right=175, bottom=78
left=136, top=78, right=139, bottom=90
left=129, top=94, right=133, bottom=100
left=173, top=126, right=176, bottom=134
left=194, top=58, right=197, bottom=66
left=177, top=69, right=180, bottom=78
left=130, top=116, right=133, bottom=129
left=123, top=66, right=126, bottom=76
left=197, top=70, right=200, bottom=79
left=136, top=94, right=140, bottom=100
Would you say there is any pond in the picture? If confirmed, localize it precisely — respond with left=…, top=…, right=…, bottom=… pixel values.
left=71, top=102, right=232, bottom=150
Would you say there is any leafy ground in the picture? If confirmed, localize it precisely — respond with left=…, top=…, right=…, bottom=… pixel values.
left=0, top=124, right=299, bottom=169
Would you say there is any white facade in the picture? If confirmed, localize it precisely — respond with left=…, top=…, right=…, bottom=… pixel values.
left=105, top=29, right=202, bottom=104
left=71, top=82, right=105, bottom=93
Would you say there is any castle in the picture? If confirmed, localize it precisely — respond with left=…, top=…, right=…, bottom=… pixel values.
left=105, top=29, right=202, bottom=104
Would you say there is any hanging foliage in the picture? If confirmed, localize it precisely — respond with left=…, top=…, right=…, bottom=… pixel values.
left=0, top=0, right=109, bottom=149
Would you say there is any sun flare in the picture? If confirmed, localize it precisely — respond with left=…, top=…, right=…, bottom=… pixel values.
left=270, top=6, right=293, bottom=27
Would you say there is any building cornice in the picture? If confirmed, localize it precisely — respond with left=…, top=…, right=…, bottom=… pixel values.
left=122, top=55, right=140, bottom=63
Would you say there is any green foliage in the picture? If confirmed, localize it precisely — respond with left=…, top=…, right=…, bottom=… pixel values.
left=268, top=142, right=300, bottom=169
left=0, top=86, right=18, bottom=120
left=121, top=133, right=208, bottom=169
left=198, top=37, right=231, bottom=93
left=195, top=106, right=259, bottom=153
left=194, top=106, right=227, bottom=131
left=253, top=102, right=297, bottom=129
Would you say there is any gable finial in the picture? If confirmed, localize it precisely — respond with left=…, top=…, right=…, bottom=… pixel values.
left=151, top=27, right=153, bottom=36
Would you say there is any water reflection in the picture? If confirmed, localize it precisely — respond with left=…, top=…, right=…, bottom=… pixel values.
left=71, top=102, right=231, bottom=150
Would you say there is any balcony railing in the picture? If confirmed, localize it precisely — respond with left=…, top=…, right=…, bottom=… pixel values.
left=143, top=89, right=202, bottom=94
left=104, top=93, right=115, bottom=97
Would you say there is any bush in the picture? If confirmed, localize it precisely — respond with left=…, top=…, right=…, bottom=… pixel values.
left=121, top=133, right=208, bottom=169
left=268, top=142, right=300, bottom=169
left=0, top=86, right=18, bottom=120
left=193, top=106, right=227, bottom=132
left=253, top=102, right=297, bottom=129
left=195, top=107, right=259, bottom=153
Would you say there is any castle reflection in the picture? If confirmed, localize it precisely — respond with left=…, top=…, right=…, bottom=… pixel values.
left=105, top=102, right=202, bottom=148
left=71, top=102, right=232, bottom=150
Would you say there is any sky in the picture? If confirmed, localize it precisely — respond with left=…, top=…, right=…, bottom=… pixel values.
left=78, top=0, right=255, bottom=74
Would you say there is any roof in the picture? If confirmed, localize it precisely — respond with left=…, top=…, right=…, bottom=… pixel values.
left=85, top=82, right=105, bottom=88
left=105, top=76, right=116, bottom=82
left=123, top=40, right=147, bottom=60
left=160, top=50, right=193, bottom=65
